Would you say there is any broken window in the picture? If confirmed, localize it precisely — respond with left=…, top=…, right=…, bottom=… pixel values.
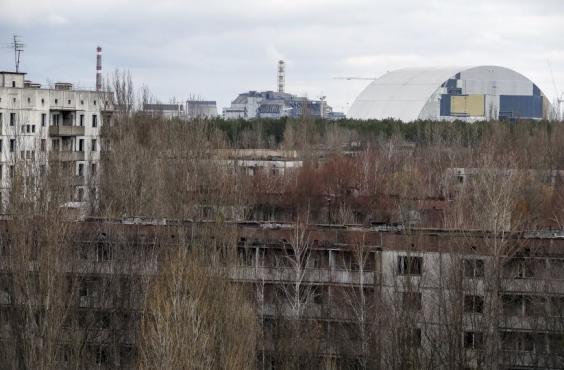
left=464, top=331, right=483, bottom=349
left=96, top=235, right=112, bottom=262
left=464, top=295, right=484, bottom=314
left=463, top=258, right=485, bottom=278
left=398, top=256, right=423, bottom=275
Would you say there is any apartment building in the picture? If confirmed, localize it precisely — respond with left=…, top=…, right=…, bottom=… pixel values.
left=0, top=71, right=112, bottom=207
left=1, top=218, right=563, bottom=369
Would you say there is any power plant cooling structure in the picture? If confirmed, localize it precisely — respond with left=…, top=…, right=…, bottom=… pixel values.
left=96, top=46, right=102, bottom=91
left=277, top=60, right=285, bottom=93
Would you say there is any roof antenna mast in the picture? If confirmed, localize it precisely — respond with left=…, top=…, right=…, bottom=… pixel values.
left=11, top=35, right=24, bottom=73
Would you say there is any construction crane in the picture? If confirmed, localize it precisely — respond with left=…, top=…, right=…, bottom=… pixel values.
left=547, top=60, right=563, bottom=121
left=2, top=35, right=24, bottom=73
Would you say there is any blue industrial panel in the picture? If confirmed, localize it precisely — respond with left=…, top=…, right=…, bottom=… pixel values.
left=499, top=95, right=543, bottom=119
left=440, top=94, right=451, bottom=116
left=445, top=79, right=457, bottom=89
left=532, top=84, right=541, bottom=96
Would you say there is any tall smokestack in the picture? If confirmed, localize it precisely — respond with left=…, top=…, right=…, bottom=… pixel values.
left=277, top=60, right=285, bottom=93
left=96, top=46, right=102, bottom=91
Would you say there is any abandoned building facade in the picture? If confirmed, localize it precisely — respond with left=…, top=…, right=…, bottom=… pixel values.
left=0, top=71, right=112, bottom=206
left=0, top=218, right=563, bottom=369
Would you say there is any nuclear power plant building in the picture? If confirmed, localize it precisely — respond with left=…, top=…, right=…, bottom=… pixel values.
left=348, top=66, right=554, bottom=122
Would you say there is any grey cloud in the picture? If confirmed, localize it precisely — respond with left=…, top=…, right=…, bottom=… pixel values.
left=0, top=0, right=563, bottom=110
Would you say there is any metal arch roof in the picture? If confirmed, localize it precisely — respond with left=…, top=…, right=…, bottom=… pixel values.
left=347, top=67, right=466, bottom=121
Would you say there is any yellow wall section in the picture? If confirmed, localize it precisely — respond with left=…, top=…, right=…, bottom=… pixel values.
left=451, top=95, right=485, bottom=116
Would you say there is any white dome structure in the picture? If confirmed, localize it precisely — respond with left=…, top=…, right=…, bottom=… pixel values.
left=348, top=66, right=553, bottom=122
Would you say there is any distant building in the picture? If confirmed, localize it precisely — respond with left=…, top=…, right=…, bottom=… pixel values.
left=223, top=90, right=334, bottom=120
left=348, top=66, right=555, bottom=122
left=186, top=100, right=217, bottom=119
left=142, top=103, right=184, bottom=119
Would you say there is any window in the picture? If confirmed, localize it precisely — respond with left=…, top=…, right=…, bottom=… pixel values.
left=9, top=113, right=15, bottom=126
left=0, top=139, right=2, bottom=152
left=92, top=114, right=97, bottom=127
left=52, top=139, right=60, bottom=151
left=67, top=99, right=71, bottom=104
left=12, top=98, right=16, bottom=103
left=9, top=166, right=14, bottom=179
left=96, top=240, right=112, bottom=261
left=41, top=98, right=44, bottom=105
left=464, top=295, right=484, bottom=314
left=80, top=100, right=84, bottom=105
left=405, top=328, right=421, bottom=348
left=464, top=259, right=485, bottom=278
left=31, top=125, right=35, bottom=133
left=93, top=100, right=97, bottom=106
left=504, top=257, right=536, bottom=279
left=502, top=332, right=535, bottom=352
left=9, top=139, right=15, bottom=153
left=77, top=187, right=84, bottom=202
left=402, top=292, right=422, bottom=311
left=95, top=346, right=109, bottom=366
left=0, top=112, right=2, bottom=125
left=55, top=99, right=58, bottom=104
left=20, top=151, right=25, bottom=160
left=91, top=163, right=97, bottom=176
left=11, top=81, right=16, bottom=87
left=79, top=114, right=84, bottom=126
left=27, top=97, right=30, bottom=103
left=398, top=256, right=423, bottom=275
left=91, top=139, right=97, bottom=151
left=79, top=139, right=84, bottom=152
left=41, top=113, right=46, bottom=126
left=40, top=139, right=46, bottom=152
left=78, top=163, right=84, bottom=177
left=52, top=114, right=60, bottom=126
left=464, top=331, right=484, bottom=349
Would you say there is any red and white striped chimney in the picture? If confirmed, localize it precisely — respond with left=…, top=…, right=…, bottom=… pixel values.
left=96, top=46, right=102, bottom=91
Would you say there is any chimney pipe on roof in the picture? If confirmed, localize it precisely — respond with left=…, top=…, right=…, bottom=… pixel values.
left=96, top=46, right=102, bottom=91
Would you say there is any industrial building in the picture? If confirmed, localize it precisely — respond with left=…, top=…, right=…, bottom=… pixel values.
left=348, top=66, right=554, bottom=122
left=223, top=90, right=332, bottom=120
left=186, top=100, right=218, bottom=119
left=223, top=60, right=341, bottom=120
left=142, top=100, right=218, bottom=120
left=141, top=103, right=184, bottom=119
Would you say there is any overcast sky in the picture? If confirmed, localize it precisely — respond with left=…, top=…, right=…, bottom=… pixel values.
left=1, top=0, right=563, bottom=113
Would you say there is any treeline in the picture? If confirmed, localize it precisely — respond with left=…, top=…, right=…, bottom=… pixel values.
left=172, top=116, right=560, bottom=149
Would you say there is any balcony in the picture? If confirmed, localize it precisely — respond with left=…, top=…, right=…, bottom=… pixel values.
left=49, top=125, right=85, bottom=137
left=50, top=151, right=85, bottom=162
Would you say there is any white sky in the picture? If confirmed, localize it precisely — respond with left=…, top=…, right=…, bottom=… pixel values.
left=1, top=0, right=563, bottom=113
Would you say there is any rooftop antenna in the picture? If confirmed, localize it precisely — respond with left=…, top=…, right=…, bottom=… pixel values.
left=278, top=60, right=285, bottom=93
left=2, top=35, right=24, bottom=72
left=12, top=35, right=24, bottom=73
